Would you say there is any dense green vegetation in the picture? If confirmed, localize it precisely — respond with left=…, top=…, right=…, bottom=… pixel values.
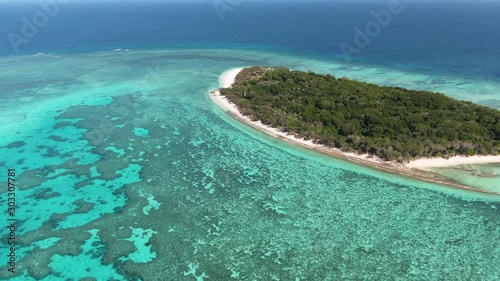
left=221, top=66, right=500, bottom=162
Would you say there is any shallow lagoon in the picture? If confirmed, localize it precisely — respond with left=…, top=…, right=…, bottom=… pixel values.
left=0, top=49, right=499, bottom=280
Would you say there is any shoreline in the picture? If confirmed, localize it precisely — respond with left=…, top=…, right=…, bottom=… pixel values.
left=209, top=67, right=500, bottom=195
left=406, top=156, right=500, bottom=169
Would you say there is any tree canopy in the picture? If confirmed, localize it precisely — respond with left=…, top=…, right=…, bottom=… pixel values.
left=220, top=66, right=500, bottom=162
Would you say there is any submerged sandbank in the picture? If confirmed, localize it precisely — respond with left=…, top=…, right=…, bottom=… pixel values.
left=209, top=68, right=500, bottom=195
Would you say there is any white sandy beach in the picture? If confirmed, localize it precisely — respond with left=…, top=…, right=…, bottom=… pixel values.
left=407, top=155, right=500, bottom=168
left=211, top=67, right=318, bottom=146
left=210, top=68, right=381, bottom=164
left=210, top=68, right=500, bottom=171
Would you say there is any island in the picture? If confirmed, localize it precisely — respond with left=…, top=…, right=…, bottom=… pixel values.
left=210, top=66, right=500, bottom=194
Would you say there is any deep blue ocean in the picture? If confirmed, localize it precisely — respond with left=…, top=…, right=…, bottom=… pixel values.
left=1, top=1, right=500, bottom=79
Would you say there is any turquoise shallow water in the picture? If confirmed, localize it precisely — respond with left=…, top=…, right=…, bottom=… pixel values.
left=0, top=49, right=499, bottom=280
left=429, top=164, right=500, bottom=194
